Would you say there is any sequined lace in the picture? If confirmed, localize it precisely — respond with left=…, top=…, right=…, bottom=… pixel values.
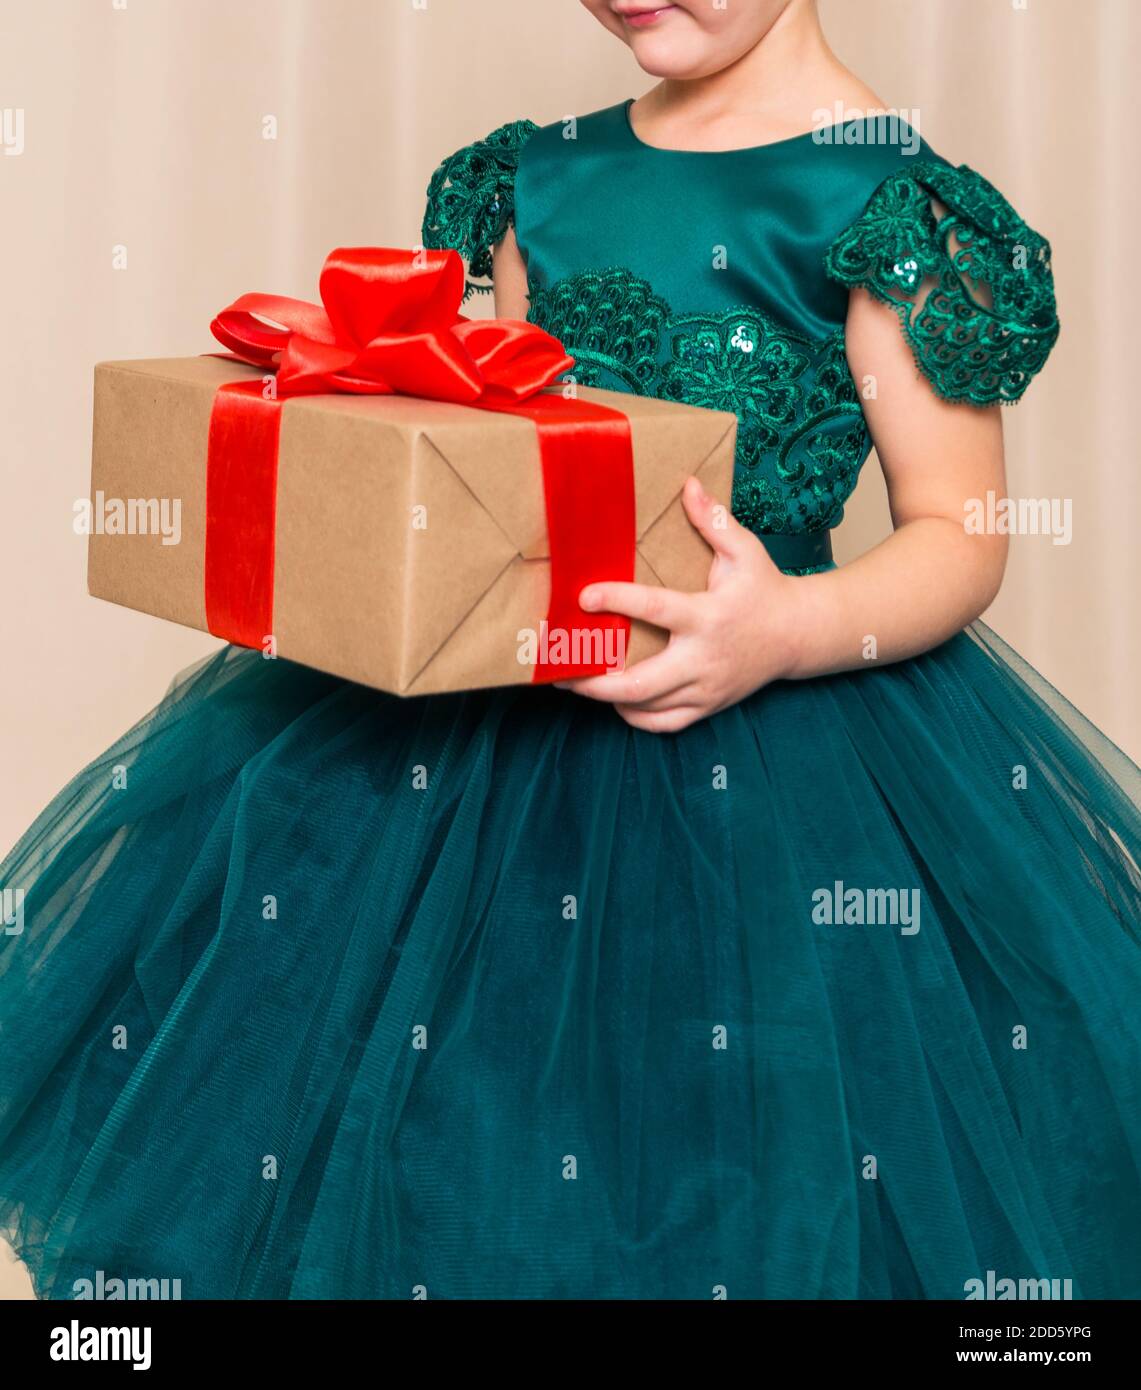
left=527, top=269, right=871, bottom=539
left=824, top=161, right=1059, bottom=405
left=422, top=119, right=539, bottom=299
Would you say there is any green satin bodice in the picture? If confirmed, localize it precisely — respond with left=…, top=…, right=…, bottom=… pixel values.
left=423, top=101, right=1059, bottom=567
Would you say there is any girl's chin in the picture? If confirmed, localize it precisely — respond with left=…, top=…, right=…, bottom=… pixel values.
left=625, top=41, right=724, bottom=81
left=619, top=12, right=729, bottom=79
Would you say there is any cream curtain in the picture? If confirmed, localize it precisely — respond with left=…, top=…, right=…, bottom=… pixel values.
left=0, top=0, right=1136, bottom=857
left=1, top=0, right=1138, bottom=1309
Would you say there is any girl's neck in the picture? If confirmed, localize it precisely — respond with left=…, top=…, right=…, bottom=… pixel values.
left=630, top=3, right=877, bottom=152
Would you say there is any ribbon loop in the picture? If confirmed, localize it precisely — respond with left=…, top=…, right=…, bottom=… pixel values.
left=211, top=246, right=572, bottom=403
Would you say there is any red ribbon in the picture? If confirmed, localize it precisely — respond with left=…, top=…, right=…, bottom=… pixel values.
left=205, top=247, right=633, bottom=682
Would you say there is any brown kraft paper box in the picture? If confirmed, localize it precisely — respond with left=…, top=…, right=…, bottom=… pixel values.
left=87, top=356, right=737, bottom=695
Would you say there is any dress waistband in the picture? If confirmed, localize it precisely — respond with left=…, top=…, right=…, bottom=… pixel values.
left=758, top=530, right=833, bottom=572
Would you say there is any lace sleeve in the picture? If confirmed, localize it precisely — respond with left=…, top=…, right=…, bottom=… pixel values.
left=421, top=119, right=539, bottom=301
left=824, top=161, right=1060, bottom=405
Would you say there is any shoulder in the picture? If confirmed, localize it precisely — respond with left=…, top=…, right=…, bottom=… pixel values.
left=421, top=117, right=541, bottom=297
left=515, top=103, right=631, bottom=178
left=423, top=116, right=541, bottom=221
left=822, top=142, right=1059, bottom=405
left=806, top=115, right=945, bottom=232
left=423, top=102, right=627, bottom=202
left=421, top=105, right=632, bottom=296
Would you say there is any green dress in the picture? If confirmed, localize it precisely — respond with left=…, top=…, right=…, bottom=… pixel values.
left=0, top=103, right=1137, bottom=1301
left=424, top=103, right=1059, bottom=560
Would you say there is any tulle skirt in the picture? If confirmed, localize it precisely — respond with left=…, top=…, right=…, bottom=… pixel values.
left=1, top=624, right=1139, bottom=1300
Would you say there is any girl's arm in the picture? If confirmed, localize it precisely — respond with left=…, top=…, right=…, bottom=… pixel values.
left=491, top=228, right=530, bottom=319
left=778, top=284, right=1009, bottom=678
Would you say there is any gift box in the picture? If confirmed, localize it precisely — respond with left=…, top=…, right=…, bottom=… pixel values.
left=87, top=354, right=736, bottom=696
left=87, top=248, right=737, bottom=695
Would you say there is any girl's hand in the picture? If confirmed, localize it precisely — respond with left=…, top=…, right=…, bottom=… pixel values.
left=556, top=477, right=802, bottom=732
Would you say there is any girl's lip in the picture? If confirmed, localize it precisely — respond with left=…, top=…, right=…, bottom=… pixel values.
left=616, top=5, right=679, bottom=27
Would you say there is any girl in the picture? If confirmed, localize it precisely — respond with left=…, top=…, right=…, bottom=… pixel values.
left=2, top=0, right=1139, bottom=1299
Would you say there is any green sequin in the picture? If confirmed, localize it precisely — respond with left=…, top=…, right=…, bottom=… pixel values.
left=421, top=120, right=538, bottom=300
left=824, top=161, right=1060, bottom=405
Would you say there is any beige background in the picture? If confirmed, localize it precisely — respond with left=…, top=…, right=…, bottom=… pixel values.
left=0, top=0, right=1138, bottom=1297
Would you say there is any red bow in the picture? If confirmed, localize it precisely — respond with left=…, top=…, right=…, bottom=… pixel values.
left=210, top=246, right=573, bottom=402
left=204, top=245, right=634, bottom=684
